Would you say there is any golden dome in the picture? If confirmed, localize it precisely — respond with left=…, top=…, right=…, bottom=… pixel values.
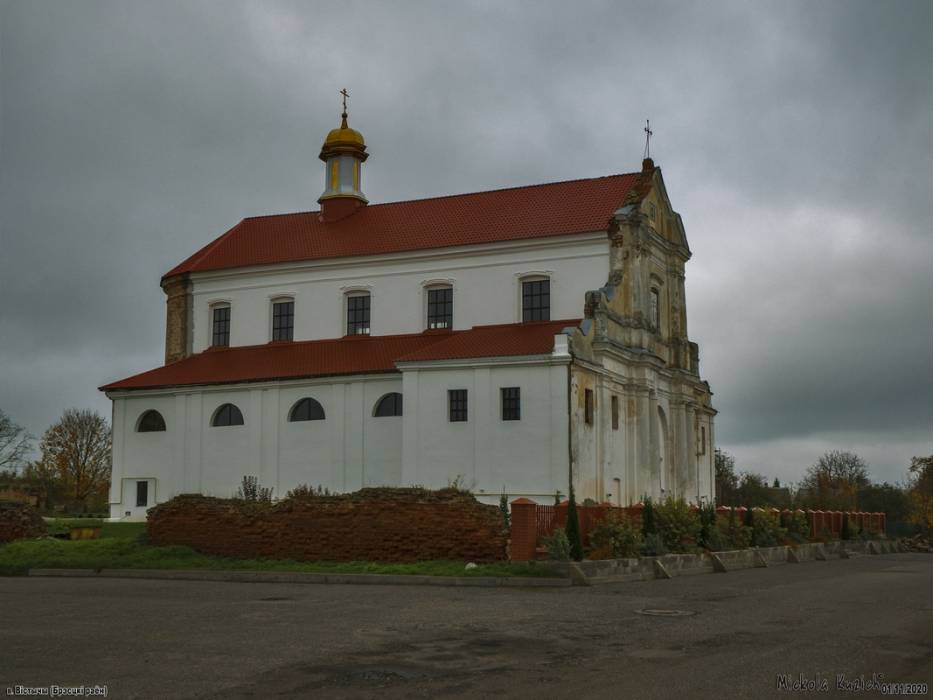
left=324, top=123, right=365, bottom=147
left=319, top=112, right=367, bottom=161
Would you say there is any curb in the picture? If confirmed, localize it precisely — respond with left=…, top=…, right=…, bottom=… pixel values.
left=27, top=568, right=572, bottom=588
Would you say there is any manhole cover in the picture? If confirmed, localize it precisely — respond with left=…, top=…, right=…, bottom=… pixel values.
left=635, top=609, right=695, bottom=617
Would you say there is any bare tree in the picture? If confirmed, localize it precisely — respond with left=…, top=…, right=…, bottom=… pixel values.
left=0, top=409, right=33, bottom=472
left=38, top=409, right=112, bottom=511
left=798, top=450, right=870, bottom=511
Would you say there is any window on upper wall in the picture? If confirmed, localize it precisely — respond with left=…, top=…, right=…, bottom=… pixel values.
left=373, top=392, right=403, bottom=417
left=611, top=396, right=619, bottom=430
left=522, top=278, right=550, bottom=322
left=211, top=304, right=231, bottom=347
left=288, top=397, right=325, bottom=422
left=448, top=389, right=468, bottom=422
left=136, top=480, right=148, bottom=507
left=426, top=287, right=453, bottom=329
left=211, top=403, right=244, bottom=427
left=271, top=298, right=294, bottom=341
left=501, top=387, right=521, bottom=421
left=700, top=426, right=706, bottom=455
left=584, top=389, right=594, bottom=425
left=346, top=293, right=371, bottom=335
left=137, top=410, right=166, bottom=433
left=649, top=288, right=660, bottom=330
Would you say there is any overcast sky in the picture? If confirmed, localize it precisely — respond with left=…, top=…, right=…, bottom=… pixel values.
left=1, top=0, right=931, bottom=485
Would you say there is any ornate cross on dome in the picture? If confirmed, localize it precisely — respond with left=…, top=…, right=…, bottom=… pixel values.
left=643, top=119, right=653, bottom=159
left=340, top=88, right=349, bottom=115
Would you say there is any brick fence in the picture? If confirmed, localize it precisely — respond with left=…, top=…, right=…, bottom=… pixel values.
left=147, top=488, right=508, bottom=563
left=509, top=498, right=887, bottom=561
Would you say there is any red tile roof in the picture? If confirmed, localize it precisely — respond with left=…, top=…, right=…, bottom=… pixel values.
left=100, top=320, right=580, bottom=392
left=164, top=174, right=639, bottom=278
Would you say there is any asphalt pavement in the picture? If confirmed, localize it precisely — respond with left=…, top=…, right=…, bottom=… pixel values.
left=1, top=552, right=931, bottom=699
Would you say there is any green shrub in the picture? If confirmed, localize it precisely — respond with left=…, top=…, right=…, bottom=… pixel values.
left=641, top=497, right=657, bottom=537
left=543, top=528, right=571, bottom=561
left=841, top=512, right=851, bottom=540
left=750, top=510, right=786, bottom=548
left=698, top=502, right=718, bottom=550
left=565, top=486, right=584, bottom=561
left=589, top=512, right=643, bottom=558
left=786, top=511, right=810, bottom=543
left=703, top=525, right=729, bottom=552
left=654, top=497, right=701, bottom=552
left=641, top=532, right=668, bottom=556
left=718, top=516, right=752, bottom=550
left=499, top=493, right=510, bottom=530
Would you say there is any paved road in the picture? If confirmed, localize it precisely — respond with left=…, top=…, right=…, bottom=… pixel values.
left=1, top=553, right=931, bottom=699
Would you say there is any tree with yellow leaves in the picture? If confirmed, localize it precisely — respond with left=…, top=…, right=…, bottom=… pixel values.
left=37, top=409, right=111, bottom=512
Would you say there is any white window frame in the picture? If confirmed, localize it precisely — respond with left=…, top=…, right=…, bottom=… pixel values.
left=516, top=271, right=552, bottom=323
left=208, top=300, right=232, bottom=347
left=269, top=295, right=296, bottom=342
left=342, top=286, right=372, bottom=336
left=423, top=282, right=454, bottom=330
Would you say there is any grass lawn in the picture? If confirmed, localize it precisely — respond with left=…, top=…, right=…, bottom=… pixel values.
left=0, top=537, right=558, bottom=578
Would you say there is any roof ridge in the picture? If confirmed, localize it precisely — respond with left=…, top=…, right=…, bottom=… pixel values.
left=240, top=172, right=639, bottom=222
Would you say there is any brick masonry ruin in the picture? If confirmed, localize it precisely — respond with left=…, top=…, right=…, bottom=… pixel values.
left=146, top=488, right=508, bottom=562
left=0, top=502, right=48, bottom=544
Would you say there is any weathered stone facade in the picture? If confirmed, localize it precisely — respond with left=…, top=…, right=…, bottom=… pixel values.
left=162, top=273, right=192, bottom=364
left=567, top=159, right=716, bottom=505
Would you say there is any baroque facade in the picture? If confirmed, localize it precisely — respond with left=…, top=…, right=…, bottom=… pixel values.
left=101, top=106, right=715, bottom=520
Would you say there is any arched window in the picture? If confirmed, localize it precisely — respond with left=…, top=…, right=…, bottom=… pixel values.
left=289, top=397, right=325, bottom=422
left=373, top=392, right=403, bottom=417
left=211, top=403, right=244, bottom=427
left=137, top=410, right=166, bottom=432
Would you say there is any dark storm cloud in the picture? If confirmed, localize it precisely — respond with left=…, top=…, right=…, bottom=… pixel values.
left=1, top=0, right=930, bottom=481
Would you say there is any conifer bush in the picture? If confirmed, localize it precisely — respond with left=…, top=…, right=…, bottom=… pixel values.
left=841, top=512, right=851, bottom=540
left=565, top=486, right=584, bottom=561
left=641, top=497, right=657, bottom=537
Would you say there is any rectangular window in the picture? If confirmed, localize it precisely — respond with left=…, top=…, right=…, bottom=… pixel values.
left=611, top=395, right=619, bottom=430
left=700, top=426, right=706, bottom=455
left=650, top=288, right=660, bottom=330
left=522, top=279, right=550, bottom=322
left=272, top=300, right=294, bottom=341
left=347, top=294, right=371, bottom=335
left=427, top=287, right=453, bottom=329
left=584, top=389, right=594, bottom=425
left=448, top=389, right=468, bottom=422
left=136, top=480, right=148, bottom=508
left=212, top=306, right=230, bottom=347
left=501, top=387, right=521, bottom=421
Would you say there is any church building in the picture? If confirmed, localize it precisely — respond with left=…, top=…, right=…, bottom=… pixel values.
left=101, top=101, right=716, bottom=520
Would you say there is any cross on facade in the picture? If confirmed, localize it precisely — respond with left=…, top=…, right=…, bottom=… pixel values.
left=340, top=88, right=349, bottom=115
left=644, top=119, right=653, bottom=159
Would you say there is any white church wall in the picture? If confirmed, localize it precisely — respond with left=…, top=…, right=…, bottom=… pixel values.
left=400, top=360, right=570, bottom=503
left=188, top=234, right=609, bottom=352
left=107, top=374, right=404, bottom=520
